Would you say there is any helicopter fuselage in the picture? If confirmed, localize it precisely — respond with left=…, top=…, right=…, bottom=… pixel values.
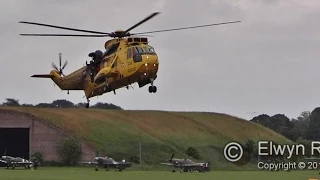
left=87, top=52, right=159, bottom=98
left=42, top=37, right=159, bottom=100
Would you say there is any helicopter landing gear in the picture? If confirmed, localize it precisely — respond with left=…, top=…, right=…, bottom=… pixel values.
left=148, top=80, right=157, bottom=93
left=86, top=99, right=90, bottom=108
left=148, top=86, right=157, bottom=93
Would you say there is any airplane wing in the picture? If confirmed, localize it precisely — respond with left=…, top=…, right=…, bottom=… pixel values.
left=0, top=159, right=7, bottom=164
left=183, top=164, right=202, bottom=167
left=161, top=163, right=173, bottom=166
left=181, top=163, right=206, bottom=168
left=79, top=161, right=98, bottom=165
left=13, top=161, right=33, bottom=165
left=105, top=162, right=132, bottom=167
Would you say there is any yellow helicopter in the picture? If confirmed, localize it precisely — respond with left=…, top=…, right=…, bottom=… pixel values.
left=19, top=12, right=240, bottom=108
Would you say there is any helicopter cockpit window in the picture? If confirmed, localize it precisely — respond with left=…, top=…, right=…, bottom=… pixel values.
left=136, top=46, right=144, bottom=54
left=127, top=48, right=132, bottom=59
left=105, top=42, right=120, bottom=57
left=132, top=47, right=138, bottom=57
left=147, top=45, right=155, bottom=53
left=142, top=46, right=149, bottom=52
left=133, top=47, right=142, bottom=63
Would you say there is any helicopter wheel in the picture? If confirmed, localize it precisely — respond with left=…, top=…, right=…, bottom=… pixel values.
left=148, top=86, right=157, bottom=93
left=85, top=99, right=90, bottom=108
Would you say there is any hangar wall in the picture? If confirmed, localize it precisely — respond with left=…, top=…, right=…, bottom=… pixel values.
left=0, top=109, right=96, bottom=162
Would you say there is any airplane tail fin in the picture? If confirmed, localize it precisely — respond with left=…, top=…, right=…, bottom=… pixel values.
left=204, top=161, right=211, bottom=171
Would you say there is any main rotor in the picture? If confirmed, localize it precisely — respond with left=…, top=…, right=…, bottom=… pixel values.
left=19, top=12, right=241, bottom=38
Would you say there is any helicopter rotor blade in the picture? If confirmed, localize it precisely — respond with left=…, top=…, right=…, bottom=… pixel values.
left=19, top=21, right=111, bottom=35
left=52, top=62, right=58, bottom=71
left=123, top=12, right=160, bottom=35
left=132, top=20, right=241, bottom=35
left=20, top=34, right=111, bottom=37
left=59, top=53, right=62, bottom=70
left=62, top=60, right=68, bottom=70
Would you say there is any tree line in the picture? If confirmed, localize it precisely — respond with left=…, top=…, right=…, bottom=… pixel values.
left=0, top=98, right=123, bottom=110
left=250, top=107, right=320, bottom=143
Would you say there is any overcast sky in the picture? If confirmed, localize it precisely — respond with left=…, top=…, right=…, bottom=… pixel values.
left=0, top=0, right=319, bottom=120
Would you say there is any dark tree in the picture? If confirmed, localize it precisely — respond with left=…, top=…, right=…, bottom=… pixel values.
left=3, top=98, right=20, bottom=106
left=52, top=99, right=74, bottom=108
left=91, top=102, right=123, bottom=110
left=251, top=114, right=271, bottom=128
left=289, top=111, right=310, bottom=141
left=21, top=104, right=34, bottom=107
left=269, top=114, right=292, bottom=139
left=251, top=113, right=298, bottom=141
left=306, top=107, right=320, bottom=141
left=75, top=103, right=87, bottom=108
left=35, top=103, right=55, bottom=108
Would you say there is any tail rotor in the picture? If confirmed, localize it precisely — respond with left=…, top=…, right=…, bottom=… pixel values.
left=52, top=53, right=68, bottom=76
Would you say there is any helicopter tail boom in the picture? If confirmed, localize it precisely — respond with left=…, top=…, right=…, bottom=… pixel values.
left=31, top=74, right=54, bottom=78
left=31, top=70, right=67, bottom=90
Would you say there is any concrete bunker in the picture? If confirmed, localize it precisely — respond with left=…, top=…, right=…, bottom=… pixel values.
left=0, top=109, right=95, bottom=162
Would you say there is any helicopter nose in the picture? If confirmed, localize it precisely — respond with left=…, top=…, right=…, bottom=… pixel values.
left=143, top=54, right=158, bottom=65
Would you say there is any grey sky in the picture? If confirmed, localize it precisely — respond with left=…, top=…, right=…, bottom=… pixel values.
left=1, top=0, right=319, bottom=120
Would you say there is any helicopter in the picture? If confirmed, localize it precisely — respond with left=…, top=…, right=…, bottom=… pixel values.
left=19, top=12, right=241, bottom=108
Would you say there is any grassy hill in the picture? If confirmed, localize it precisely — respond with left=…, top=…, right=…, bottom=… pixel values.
left=1, top=107, right=291, bottom=170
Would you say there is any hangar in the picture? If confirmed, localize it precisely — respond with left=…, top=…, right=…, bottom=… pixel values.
left=0, top=109, right=96, bottom=162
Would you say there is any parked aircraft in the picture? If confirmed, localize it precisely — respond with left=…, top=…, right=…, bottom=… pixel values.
left=0, top=155, right=33, bottom=169
left=161, top=153, right=211, bottom=173
left=80, top=156, right=132, bottom=171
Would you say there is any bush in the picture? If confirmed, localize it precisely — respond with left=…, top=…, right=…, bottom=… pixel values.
left=31, top=151, right=44, bottom=164
left=129, top=155, right=140, bottom=164
left=185, top=146, right=200, bottom=160
left=56, top=138, right=82, bottom=166
left=244, top=139, right=255, bottom=154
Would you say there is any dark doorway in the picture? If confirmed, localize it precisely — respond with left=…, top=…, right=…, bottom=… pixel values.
left=0, top=128, right=29, bottom=159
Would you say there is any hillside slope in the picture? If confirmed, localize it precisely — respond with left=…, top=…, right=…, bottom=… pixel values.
left=1, top=107, right=291, bottom=170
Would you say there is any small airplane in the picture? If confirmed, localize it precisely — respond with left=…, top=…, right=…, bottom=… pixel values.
left=79, top=156, right=132, bottom=171
left=0, top=155, right=33, bottom=169
left=161, top=153, right=211, bottom=173
left=19, top=12, right=241, bottom=108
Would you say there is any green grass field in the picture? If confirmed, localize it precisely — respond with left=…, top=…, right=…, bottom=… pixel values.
left=0, top=167, right=319, bottom=180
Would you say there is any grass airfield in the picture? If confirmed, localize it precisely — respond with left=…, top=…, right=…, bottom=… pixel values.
left=0, top=167, right=319, bottom=180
